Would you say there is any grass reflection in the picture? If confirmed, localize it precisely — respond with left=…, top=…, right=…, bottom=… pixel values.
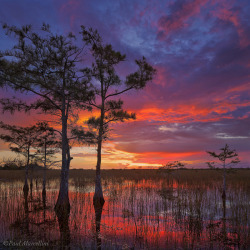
left=0, top=169, right=249, bottom=249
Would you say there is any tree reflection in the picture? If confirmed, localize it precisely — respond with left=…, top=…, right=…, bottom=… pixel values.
left=23, top=189, right=30, bottom=236
left=42, top=188, right=46, bottom=222
left=94, top=203, right=104, bottom=250
left=1, top=171, right=249, bottom=249
left=56, top=209, right=70, bottom=248
left=221, top=196, right=227, bottom=245
left=30, top=180, right=33, bottom=201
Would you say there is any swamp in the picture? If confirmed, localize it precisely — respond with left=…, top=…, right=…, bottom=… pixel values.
left=0, top=169, right=249, bottom=249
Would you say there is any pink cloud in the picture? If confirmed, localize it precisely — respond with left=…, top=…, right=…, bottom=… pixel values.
left=153, top=65, right=176, bottom=87
left=211, top=0, right=250, bottom=47
left=56, top=0, right=83, bottom=32
left=157, top=0, right=208, bottom=39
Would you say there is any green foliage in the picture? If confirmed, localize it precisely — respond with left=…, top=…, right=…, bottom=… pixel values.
left=206, top=144, right=240, bottom=169
left=0, top=23, right=94, bottom=121
left=125, top=57, right=156, bottom=89
left=80, top=26, right=156, bottom=142
left=0, top=23, right=97, bottom=173
left=34, top=122, right=60, bottom=168
left=70, top=126, right=96, bottom=145
left=0, top=121, right=52, bottom=159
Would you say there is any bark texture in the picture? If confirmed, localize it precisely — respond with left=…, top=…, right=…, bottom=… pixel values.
left=55, top=111, right=70, bottom=215
left=93, top=106, right=105, bottom=206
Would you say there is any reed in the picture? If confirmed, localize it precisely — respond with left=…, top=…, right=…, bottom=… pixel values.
left=0, top=168, right=249, bottom=249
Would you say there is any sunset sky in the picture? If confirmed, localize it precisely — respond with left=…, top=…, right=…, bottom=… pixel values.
left=0, top=0, right=250, bottom=169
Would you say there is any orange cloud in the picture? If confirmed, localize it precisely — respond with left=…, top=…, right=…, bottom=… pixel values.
left=131, top=105, right=233, bottom=124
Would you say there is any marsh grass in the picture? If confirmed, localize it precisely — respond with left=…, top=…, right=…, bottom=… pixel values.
left=0, top=169, right=249, bottom=249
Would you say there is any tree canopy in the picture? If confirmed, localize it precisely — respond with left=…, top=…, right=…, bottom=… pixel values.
left=0, top=23, right=96, bottom=213
left=80, top=26, right=156, bottom=206
left=207, top=144, right=240, bottom=169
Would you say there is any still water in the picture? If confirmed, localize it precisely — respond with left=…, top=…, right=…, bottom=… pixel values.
left=0, top=170, right=249, bottom=249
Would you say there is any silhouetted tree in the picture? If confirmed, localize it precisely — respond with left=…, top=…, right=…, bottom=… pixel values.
left=159, top=161, right=185, bottom=183
left=81, top=27, right=156, bottom=206
left=207, top=144, right=240, bottom=199
left=0, top=122, right=45, bottom=193
left=34, top=122, right=60, bottom=197
left=0, top=24, right=94, bottom=215
left=56, top=209, right=71, bottom=248
left=160, top=161, right=185, bottom=171
left=0, top=157, right=25, bottom=169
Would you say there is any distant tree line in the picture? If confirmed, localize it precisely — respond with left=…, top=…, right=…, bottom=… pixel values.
left=0, top=157, right=25, bottom=170
left=0, top=159, right=44, bottom=170
left=160, top=144, right=240, bottom=201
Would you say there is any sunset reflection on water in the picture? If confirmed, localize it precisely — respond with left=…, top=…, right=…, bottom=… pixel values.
left=0, top=170, right=249, bottom=249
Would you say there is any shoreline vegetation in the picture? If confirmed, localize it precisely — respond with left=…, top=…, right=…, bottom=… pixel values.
left=1, top=168, right=249, bottom=248
left=1, top=168, right=249, bottom=181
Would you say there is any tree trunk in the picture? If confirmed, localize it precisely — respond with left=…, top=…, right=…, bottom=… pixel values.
left=30, top=163, right=33, bottom=200
left=55, top=112, right=70, bottom=216
left=93, top=107, right=105, bottom=206
left=42, top=165, right=46, bottom=197
left=94, top=65, right=105, bottom=206
left=56, top=109, right=71, bottom=245
left=42, top=141, right=47, bottom=218
left=23, top=148, right=29, bottom=195
left=94, top=137, right=105, bottom=206
left=222, top=161, right=226, bottom=199
left=42, top=138, right=47, bottom=197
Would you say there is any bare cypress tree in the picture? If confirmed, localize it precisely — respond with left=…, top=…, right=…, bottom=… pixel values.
left=81, top=27, right=156, bottom=206
left=0, top=24, right=94, bottom=215
left=0, top=122, right=46, bottom=194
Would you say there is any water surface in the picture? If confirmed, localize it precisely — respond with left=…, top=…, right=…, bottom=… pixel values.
left=0, top=169, right=249, bottom=249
